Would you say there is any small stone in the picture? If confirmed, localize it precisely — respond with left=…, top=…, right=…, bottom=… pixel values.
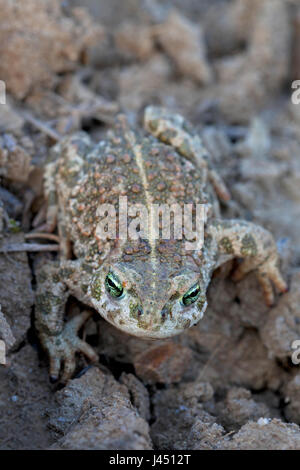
left=133, top=342, right=192, bottom=384
left=49, top=368, right=152, bottom=450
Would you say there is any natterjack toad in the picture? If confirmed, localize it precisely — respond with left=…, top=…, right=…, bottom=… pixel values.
left=35, top=107, right=287, bottom=383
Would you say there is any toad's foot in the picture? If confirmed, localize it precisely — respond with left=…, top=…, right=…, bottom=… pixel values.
left=41, top=310, right=98, bottom=384
left=208, top=219, right=288, bottom=307
left=231, top=253, right=288, bottom=307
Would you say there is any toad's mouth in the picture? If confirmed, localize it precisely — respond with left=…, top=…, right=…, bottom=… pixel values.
left=98, top=304, right=204, bottom=340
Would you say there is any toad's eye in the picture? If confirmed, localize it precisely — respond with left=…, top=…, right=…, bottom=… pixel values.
left=105, top=272, right=124, bottom=298
left=181, top=283, right=201, bottom=306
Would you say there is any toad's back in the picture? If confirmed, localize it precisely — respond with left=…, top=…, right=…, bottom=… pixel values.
left=54, top=117, right=212, bottom=269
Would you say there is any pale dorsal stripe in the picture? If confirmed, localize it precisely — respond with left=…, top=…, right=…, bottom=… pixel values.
left=126, top=132, right=158, bottom=288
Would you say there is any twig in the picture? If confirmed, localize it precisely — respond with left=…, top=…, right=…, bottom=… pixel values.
left=22, top=111, right=61, bottom=141
left=25, top=232, right=60, bottom=243
left=0, top=243, right=59, bottom=252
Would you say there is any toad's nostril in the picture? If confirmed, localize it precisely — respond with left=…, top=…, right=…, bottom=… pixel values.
left=161, top=306, right=170, bottom=319
left=137, top=306, right=143, bottom=316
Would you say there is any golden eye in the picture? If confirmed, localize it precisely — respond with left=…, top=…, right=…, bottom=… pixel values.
left=105, top=272, right=124, bottom=298
left=181, top=283, right=201, bottom=306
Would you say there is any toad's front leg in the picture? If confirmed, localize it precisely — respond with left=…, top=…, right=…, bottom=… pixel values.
left=35, top=261, right=98, bottom=384
left=207, top=219, right=288, bottom=306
